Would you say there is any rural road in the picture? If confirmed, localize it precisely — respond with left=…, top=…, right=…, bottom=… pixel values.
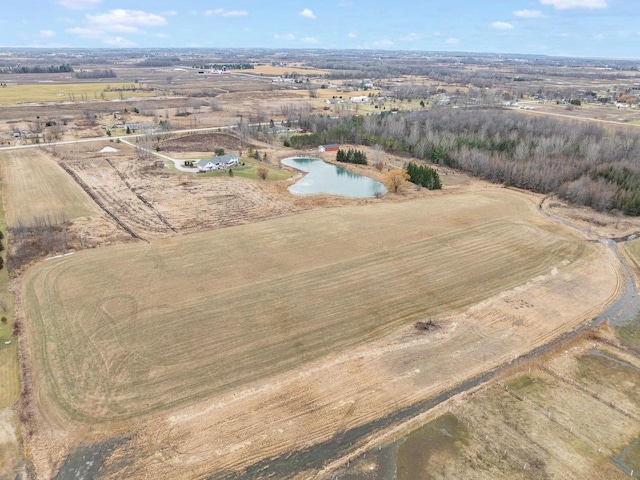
left=0, top=121, right=278, bottom=152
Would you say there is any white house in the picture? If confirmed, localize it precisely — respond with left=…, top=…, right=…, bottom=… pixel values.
left=197, top=153, right=239, bottom=171
left=350, top=95, right=371, bottom=103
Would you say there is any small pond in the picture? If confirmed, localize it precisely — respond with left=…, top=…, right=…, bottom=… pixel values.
left=281, top=157, right=386, bottom=198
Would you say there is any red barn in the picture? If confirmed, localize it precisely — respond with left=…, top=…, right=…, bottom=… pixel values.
left=318, top=144, right=340, bottom=153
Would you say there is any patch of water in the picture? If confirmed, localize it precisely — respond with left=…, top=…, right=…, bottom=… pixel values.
left=281, top=157, right=386, bottom=198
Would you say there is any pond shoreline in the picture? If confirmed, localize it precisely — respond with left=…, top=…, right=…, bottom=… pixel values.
left=281, top=157, right=386, bottom=198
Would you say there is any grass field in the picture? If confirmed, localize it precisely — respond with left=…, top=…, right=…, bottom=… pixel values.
left=0, top=83, right=158, bottom=105
left=0, top=149, right=99, bottom=227
left=22, top=190, right=585, bottom=422
left=195, top=158, right=291, bottom=180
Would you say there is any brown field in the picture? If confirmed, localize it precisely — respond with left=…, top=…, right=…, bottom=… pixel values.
left=5, top=52, right=640, bottom=480
left=249, top=65, right=330, bottom=76
left=0, top=149, right=99, bottom=227
left=24, top=190, right=581, bottom=420
left=19, top=186, right=622, bottom=478
left=55, top=140, right=300, bottom=239
left=337, top=339, right=640, bottom=479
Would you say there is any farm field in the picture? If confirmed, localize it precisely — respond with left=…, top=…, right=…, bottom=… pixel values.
left=23, top=190, right=582, bottom=420
left=0, top=82, right=158, bottom=105
left=337, top=340, right=640, bottom=479
left=0, top=149, right=98, bottom=227
left=56, top=141, right=301, bottom=239
left=5, top=48, right=640, bottom=479
left=20, top=188, right=621, bottom=478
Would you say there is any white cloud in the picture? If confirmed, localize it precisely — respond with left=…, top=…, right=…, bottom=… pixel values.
left=85, top=10, right=167, bottom=31
left=205, top=9, right=248, bottom=17
left=299, top=9, right=316, bottom=19
left=347, top=32, right=356, bottom=38
left=491, top=21, right=514, bottom=30
left=445, top=37, right=460, bottom=45
left=102, top=36, right=136, bottom=47
left=222, top=10, right=247, bottom=17
left=58, top=0, right=102, bottom=10
left=373, top=39, right=394, bottom=47
left=400, top=33, right=422, bottom=42
left=274, top=33, right=295, bottom=40
left=66, top=27, right=99, bottom=36
left=301, top=37, right=319, bottom=43
left=540, top=0, right=607, bottom=9
left=40, top=30, right=56, bottom=37
left=66, top=9, right=167, bottom=44
left=513, top=9, right=544, bottom=18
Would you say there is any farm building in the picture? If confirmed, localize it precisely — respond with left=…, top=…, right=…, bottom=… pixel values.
left=318, top=144, right=340, bottom=153
left=350, top=95, right=371, bottom=103
left=197, top=153, right=239, bottom=171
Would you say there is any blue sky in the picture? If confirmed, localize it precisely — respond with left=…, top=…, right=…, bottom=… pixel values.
left=0, top=0, right=638, bottom=58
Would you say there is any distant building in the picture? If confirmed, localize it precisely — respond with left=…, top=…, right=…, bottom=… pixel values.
left=350, top=95, right=371, bottom=103
left=318, top=144, right=340, bottom=153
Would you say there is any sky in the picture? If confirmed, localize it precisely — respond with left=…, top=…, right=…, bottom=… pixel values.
left=0, top=0, right=638, bottom=58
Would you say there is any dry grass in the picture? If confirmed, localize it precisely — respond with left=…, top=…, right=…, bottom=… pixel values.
left=250, top=65, right=329, bottom=76
left=0, top=82, right=158, bottom=105
left=22, top=190, right=585, bottom=422
left=0, top=344, right=19, bottom=409
left=0, top=409, right=22, bottom=477
left=339, top=343, right=640, bottom=479
left=0, top=149, right=98, bottom=227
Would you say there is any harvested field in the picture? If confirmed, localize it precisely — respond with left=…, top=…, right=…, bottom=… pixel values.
left=0, top=82, right=157, bottom=105
left=60, top=145, right=300, bottom=238
left=0, top=343, right=19, bottom=409
left=0, top=149, right=98, bottom=227
left=338, top=341, right=640, bottom=479
left=250, top=65, right=329, bottom=76
left=19, top=187, right=623, bottom=479
left=23, top=190, right=586, bottom=421
left=158, top=132, right=245, bottom=153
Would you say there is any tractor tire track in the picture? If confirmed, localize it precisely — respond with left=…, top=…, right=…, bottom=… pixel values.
left=59, top=162, right=146, bottom=242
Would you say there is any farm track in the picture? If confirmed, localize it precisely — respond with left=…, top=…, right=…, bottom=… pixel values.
left=59, top=162, right=145, bottom=241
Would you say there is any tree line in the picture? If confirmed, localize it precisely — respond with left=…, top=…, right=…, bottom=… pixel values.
left=75, top=69, right=116, bottom=79
left=0, top=64, right=73, bottom=74
left=336, top=148, right=367, bottom=165
left=288, top=108, right=640, bottom=215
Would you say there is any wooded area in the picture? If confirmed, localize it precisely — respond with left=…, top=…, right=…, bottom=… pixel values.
left=291, top=108, right=640, bottom=214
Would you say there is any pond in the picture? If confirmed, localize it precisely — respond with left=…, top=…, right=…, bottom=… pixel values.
left=281, top=157, right=386, bottom=198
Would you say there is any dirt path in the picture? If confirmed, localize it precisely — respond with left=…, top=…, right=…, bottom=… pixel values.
left=540, top=196, right=640, bottom=327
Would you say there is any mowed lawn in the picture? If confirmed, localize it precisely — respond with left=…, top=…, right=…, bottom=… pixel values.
left=0, top=149, right=98, bottom=226
left=23, top=191, right=587, bottom=421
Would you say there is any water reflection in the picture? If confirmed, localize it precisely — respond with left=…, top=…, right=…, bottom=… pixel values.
left=281, top=157, right=386, bottom=198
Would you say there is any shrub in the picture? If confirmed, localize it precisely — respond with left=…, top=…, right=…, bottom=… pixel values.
left=406, top=162, right=442, bottom=190
left=257, top=166, right=268, bottom=180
